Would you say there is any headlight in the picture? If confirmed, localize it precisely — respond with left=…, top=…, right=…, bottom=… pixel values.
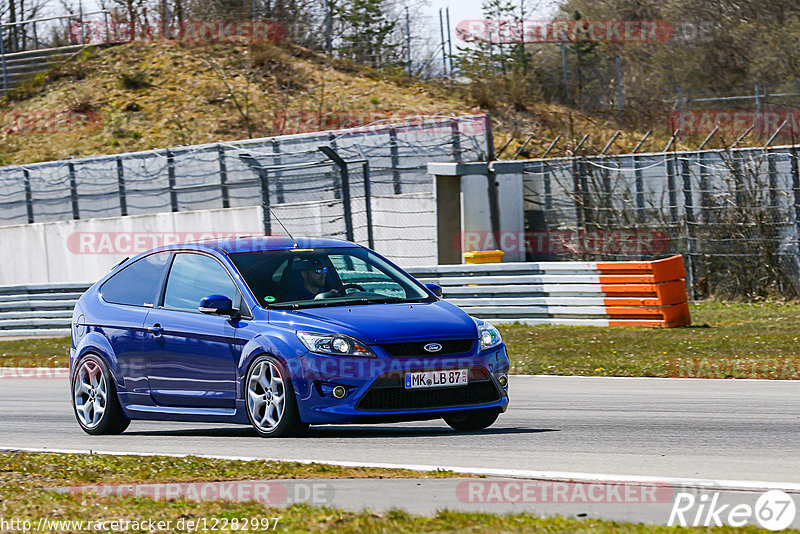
left=296, top=331, right=376, bottom=357
left=478, top=321, right=503, bottom=351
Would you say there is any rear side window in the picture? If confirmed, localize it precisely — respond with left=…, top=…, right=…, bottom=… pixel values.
left=100, top=252, right=171, bottom=307
left=163, top=253, right=238, bottom=312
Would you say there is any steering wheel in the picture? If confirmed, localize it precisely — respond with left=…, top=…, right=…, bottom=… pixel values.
left=314, top=283, right=367, bottom=300
left=340, top=283, right=366, bottom=293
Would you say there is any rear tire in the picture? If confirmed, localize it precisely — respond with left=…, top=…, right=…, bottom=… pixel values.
left=245, top=355, right=305, bottom=437
left=72, top=354, right=130, bottom=435
left=443, top=409, right=499, bottom=431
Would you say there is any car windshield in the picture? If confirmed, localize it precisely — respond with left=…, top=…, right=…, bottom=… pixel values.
left=229, top=247, right=432, bottom=308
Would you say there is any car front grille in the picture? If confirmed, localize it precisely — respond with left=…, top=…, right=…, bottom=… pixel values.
left=380, top=339, right=475, bottom=357
left=356, top=367, right=501, bottom=412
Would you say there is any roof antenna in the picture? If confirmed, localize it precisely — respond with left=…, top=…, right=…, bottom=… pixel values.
left=268, top=206, right=299, bottom=248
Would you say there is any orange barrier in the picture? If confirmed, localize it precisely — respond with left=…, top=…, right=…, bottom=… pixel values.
left=599, top=255, right=690, bottom=327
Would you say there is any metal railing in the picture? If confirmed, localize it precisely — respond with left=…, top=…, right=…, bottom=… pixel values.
left=521, top=144, right=800, bottom=299
left=0, top=114, right=492, bottom=265
left=0, top=10, right=113, bottom=92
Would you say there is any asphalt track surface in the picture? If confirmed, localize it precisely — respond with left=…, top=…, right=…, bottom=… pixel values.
left=2, top=374, right=799, bottom=526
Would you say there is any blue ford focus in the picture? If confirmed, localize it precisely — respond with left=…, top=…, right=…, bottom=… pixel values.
left=69, top=237, right=510, bottom=437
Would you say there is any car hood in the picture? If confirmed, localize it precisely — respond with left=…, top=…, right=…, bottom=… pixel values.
left=267, top=300, right=478, bottom=343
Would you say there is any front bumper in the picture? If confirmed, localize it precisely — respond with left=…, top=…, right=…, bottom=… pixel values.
left=285, top=343, right=510, bottom=424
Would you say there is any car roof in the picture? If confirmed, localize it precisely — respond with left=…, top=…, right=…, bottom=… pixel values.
left=153, top=236, right=358, bottom=255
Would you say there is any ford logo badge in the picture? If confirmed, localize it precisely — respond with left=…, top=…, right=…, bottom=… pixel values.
left=424, top=343, right=442, bottom=353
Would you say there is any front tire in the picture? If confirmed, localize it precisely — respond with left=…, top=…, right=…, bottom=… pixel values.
left=245, top=355, right=305, bottom=437
left=443, top=409, right=499, bottom=431
left=72, top=354, right=130, bottom=435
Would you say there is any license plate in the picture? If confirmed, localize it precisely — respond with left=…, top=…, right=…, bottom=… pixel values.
left=404, top=369, right=469, bottom=389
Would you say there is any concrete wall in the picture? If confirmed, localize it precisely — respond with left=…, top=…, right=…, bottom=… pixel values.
left=0, top=194, right=437, bottom=286
left=428, top=161, right=526, bottom=263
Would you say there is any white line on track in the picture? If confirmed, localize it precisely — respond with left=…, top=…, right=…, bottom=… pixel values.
left=3, top=446, right=799, bottom=493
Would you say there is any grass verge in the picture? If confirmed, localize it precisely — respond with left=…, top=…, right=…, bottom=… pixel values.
left=0, top=452, right=787, bottom=533
left=502, top=301, right=800, bottom=378
left=0, top=451, right=459, bottom=486
left=2, top=301, right=800, bottom=378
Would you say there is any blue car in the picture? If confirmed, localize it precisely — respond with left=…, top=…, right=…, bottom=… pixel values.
left=70, top=237, right=510, bottom=437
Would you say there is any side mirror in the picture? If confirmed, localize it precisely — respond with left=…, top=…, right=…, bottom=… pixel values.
left=198, top=294, right=238, bottom=317
left=424, top=283, right=443, bottom=299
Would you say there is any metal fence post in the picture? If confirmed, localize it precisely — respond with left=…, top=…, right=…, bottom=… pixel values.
left=579, top=158, right=592, bottom=228
left=616, top=56, right=623, bottom=122
left=451, top=118, right=462, bottom=162
left=767, top=149, right=778, bottom=215
left=319, top=146, right=354, bottom=242
left=633, top=154, right=644, bottom=222
left=79, top=1, right=86, bottom=45
left=681, top=156, right=696, bottom=300
left=543, top=160, right=553, bottom=216
left=217, top=145, right=229, bottom=209
left=68, top=162, right=80, bottom=220
left=755, top=83, right=761, bottom=136
left=116, top=157, right=128, bottom=216
left=389, top=127, right=402, bottom=194
left=405, top=7, right=412, bottom=76
left=328, top=133, right=342, bottom=199
left=791, top=144, right=800, bottom=288
left=571, top=156, right=584, bottom=228
left=600, top=158, right=612, bottom=225
left=272, top=139, right=284, bottom=204
left=0, top=25, right=8, bottom=94
left=259, top=161, right=271, bottom=235
left=239, top=153, right=271, bottom=235
left=666, top=154, right=678, bottom=223
left=363, top=161, right=374, bottom=249
left=698, top=151, right=710, bottom=224
left=484, top=113, right=494, bottom=161
left=22, top=169, right=34, bottom=223
left=166, top=149, right=178, bottom=212
left=561, top=32, right=569, bottom=101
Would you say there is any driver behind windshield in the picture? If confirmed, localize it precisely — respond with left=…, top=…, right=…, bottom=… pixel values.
left=283, top=258, right=339, bottom=302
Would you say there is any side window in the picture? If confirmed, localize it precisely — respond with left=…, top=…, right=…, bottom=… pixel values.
left=101, top=252, right=171, bottom=307
left=163, top=253, right=238, bottom=312
left=329, top=255, right=405, bottom=298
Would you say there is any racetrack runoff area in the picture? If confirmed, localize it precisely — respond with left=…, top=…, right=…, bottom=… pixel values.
left=1, top=374, right=799, bottom=529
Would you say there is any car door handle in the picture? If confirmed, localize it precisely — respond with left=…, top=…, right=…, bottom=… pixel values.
left=148, top=324, right=163, bottom=337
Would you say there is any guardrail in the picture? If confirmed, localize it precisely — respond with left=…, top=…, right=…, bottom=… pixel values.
left=0, top=283, right=88, bottom=337
left=0, top=256, right=690, bottom=337
left=407, top=255, right=691, bottom=327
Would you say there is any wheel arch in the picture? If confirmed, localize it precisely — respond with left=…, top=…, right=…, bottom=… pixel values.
left=237, top=334, right=304, bottom=400
left=71, top=333, right=124, bottom=392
